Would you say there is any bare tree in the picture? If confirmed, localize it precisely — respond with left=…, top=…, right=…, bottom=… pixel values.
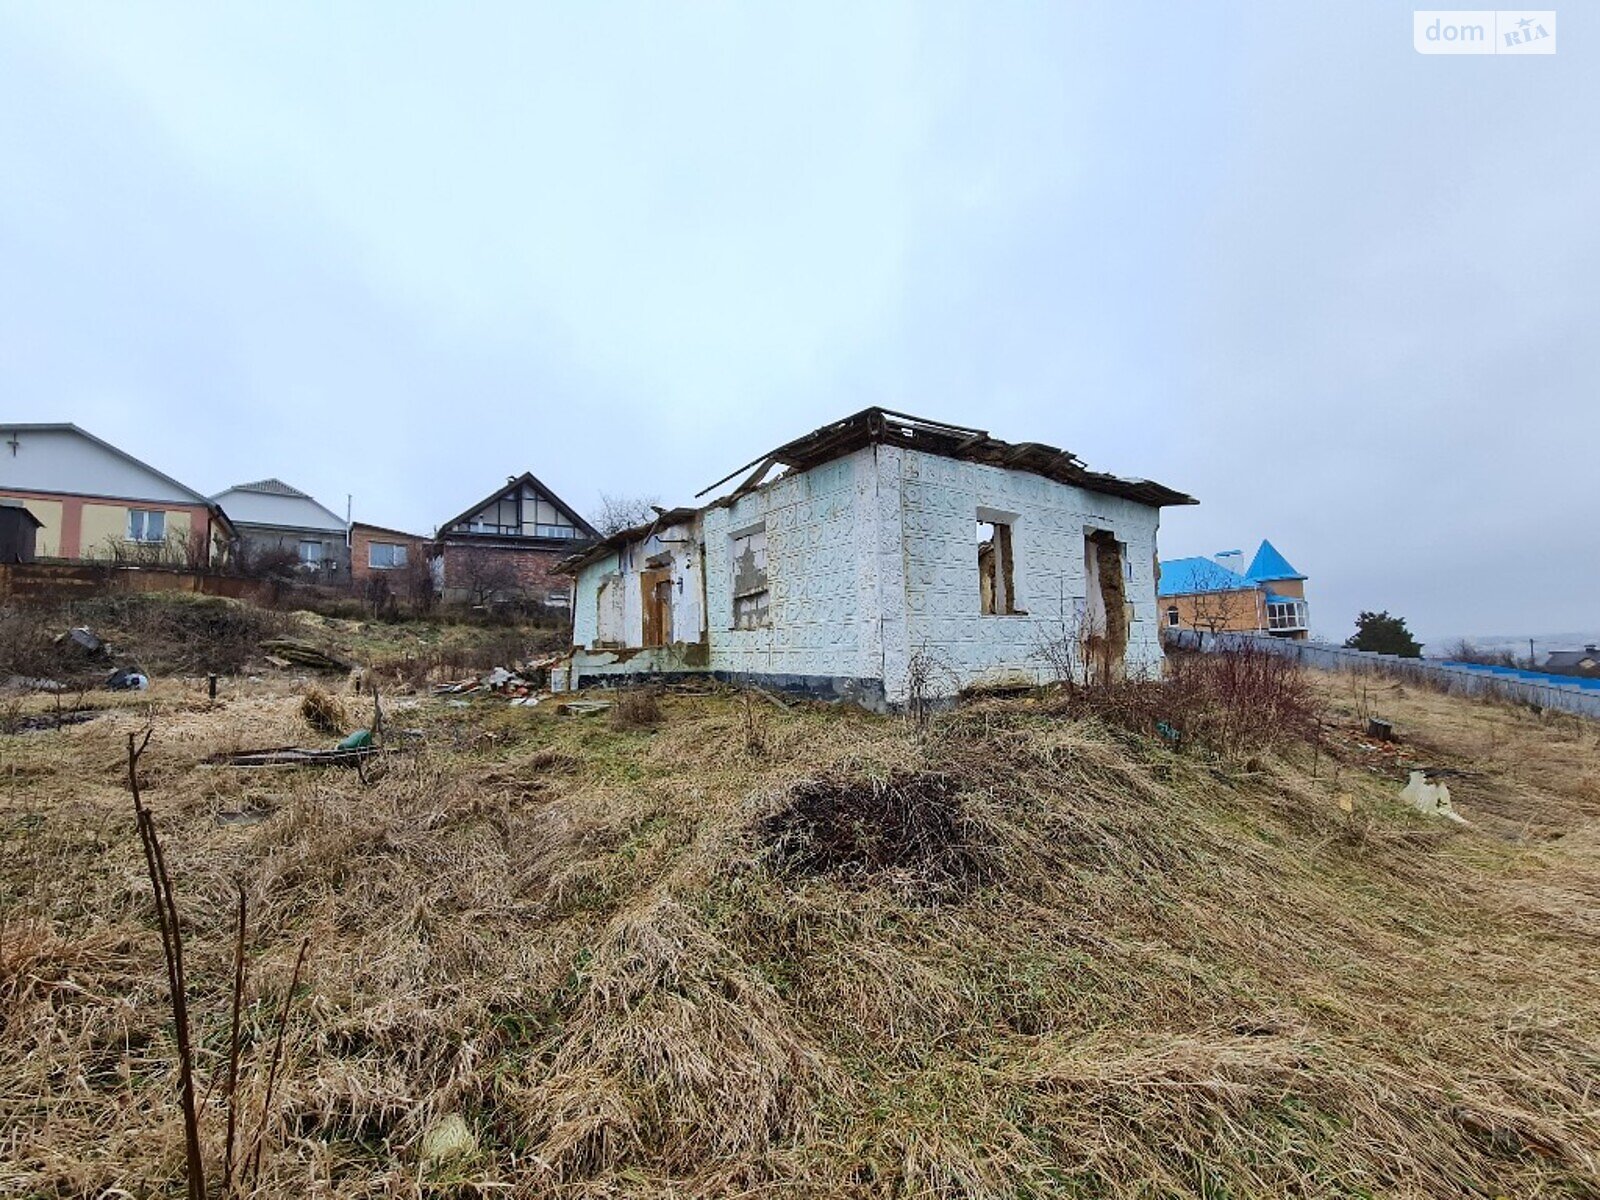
left=593, top=492, right=660, bottom=537
left=1441, top=638, right=1519, bottom=667
left=1178, top=560, right=1260, bottom=636
left=236, top=542, right=304, bottom=582
left=457, top=555, right=523, bottom=609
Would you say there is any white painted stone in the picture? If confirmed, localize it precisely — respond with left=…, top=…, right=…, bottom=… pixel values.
left=566, top=444, right=1167, bottom=704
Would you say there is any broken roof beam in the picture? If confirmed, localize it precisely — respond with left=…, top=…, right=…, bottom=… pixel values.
left=729, top=456, right=779, bottom=499
left=874, top=408, right=988, bottom=439
left=695, top=451, right=775, bottom=499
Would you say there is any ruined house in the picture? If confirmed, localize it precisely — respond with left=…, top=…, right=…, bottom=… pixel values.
left=554, top=409, right=1195, bottom=708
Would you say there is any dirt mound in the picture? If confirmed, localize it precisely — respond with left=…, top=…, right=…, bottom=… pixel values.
left=761, top=770, right=995, bottom=898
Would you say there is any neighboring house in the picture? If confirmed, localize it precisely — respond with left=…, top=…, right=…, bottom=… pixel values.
left=0, top=498, right=43, bottom=563
left=1158, top=539, right=1310, bottom=639
left=555, top=408, right=1195, bottom=708
left=1543, top=644, right=1600, bottom=679
left=209, top=478, right=349, bottom=579
left=433, top=472, right=597, bottom=606
left=348, top=522, right=430, bottom=593
left=0, top=423, right=233, bottom=565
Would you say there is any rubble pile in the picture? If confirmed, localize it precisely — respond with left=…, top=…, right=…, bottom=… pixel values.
left=432, top=657, right=558, bottom=705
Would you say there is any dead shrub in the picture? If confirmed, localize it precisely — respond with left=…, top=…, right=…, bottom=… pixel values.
left=1162, top=647, right=1321, bottom=753
left=609, top=686, right=662, bottom=730
left=0, top=606, right=64, bottom=680
left=761, top=771, right=995, bottom=898
left=65, top=594, right=291, bottom=675
left=1051, top=646, right=1322, bottom=757
left=300, top=687, right=347, bottom=737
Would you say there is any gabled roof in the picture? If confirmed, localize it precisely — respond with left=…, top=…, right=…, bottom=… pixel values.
left=2, top=422, right=212, bottom=505
left=350, top=520, right=427, bottom=541
left=210, top=478, right=347, bottom=531
left=695, top=408, right=1196, bottom=509
left=439, top=471, right=598, bottom=540
left=226, top=478, right=312, bottom=498
left=1244, top=539, right=1306, bottom=583
left=1545, top=648, right=1600, bottom=670
left=1157, top=556, right=1257, bottom=597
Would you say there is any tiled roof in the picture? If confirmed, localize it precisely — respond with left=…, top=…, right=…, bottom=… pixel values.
left=232, top=478, right=311, bottom=498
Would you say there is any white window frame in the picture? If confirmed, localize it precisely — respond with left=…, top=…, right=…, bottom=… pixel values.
left=1166, top=605, right=1180, bottom=628
left=126, top=509, right=166, bottom=543
left=298, top=539, right=324, bottom=565
left=369, top=541, right=408, bottom=570
left=1265, top=600, right=1308, bottom=631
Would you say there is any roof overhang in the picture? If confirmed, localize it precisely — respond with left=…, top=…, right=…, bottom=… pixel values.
left=694, top=407, right=1197, bottom=508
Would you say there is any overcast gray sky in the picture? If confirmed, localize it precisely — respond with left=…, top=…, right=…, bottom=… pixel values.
left=2, top=2, right=1594, bottom=643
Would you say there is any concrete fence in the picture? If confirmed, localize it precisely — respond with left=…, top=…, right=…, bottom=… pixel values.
left=1165, top=629, right=1600, bottom=722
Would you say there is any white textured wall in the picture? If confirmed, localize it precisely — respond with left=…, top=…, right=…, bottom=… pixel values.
left=701, top=448, right=882, bottom=682
left=570, top=548, right=616, bottom=648
left=567, top=443, right=1166, bottom=703
left=890, top=446, right=1164, bottom=698
left=571, top=518, right=703, bottom=652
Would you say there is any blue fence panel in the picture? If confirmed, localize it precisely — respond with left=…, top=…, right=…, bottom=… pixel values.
left=1166, top=630, right=1600, bottom=722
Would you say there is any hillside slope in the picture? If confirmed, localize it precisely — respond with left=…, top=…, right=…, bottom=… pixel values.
left=2, top=675, right=1597, bottom=1198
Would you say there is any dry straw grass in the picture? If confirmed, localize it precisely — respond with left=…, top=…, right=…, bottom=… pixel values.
left=299, top=687, right=348, bottom=738
left=1, top=665, right=1597, bottom=1198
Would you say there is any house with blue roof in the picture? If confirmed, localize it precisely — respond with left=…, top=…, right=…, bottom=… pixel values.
left=1157, top=539, right=1310, bottom=639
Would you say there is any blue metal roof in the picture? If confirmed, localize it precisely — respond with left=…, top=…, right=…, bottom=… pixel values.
left=1158, top=556, right=1255, bottom=597
left=1244, top=539, right=1305, bottom=583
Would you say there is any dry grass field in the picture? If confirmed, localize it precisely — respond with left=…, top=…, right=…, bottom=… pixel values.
left=2, top=651, right=1598, bottom=1197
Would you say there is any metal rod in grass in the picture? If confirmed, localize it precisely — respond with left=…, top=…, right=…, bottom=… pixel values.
left=242, top=935, right=310, bottom=1190
left=222, top=881, right=246, bottom=1195
left=127, top=729, right=207, bottom=1200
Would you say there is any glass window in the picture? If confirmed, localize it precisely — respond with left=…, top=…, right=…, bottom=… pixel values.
left=1266, top=600, right=1308, bottom=631
left=299, top=540, right=323, bottom=564
left=1166, top=605, right=1180, bottom=627
left=733, top=590, right=769, bottom=630
left=126, top=509, right=165, bottom=543
left=369, top=541, right=408, bottom=569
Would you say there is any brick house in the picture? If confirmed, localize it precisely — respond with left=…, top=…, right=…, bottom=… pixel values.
left=349, top=522, right=432, bottom=603
left=433, top=473, right=596, bottom=606
left=1157, top=540, right=1310, bottom=639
